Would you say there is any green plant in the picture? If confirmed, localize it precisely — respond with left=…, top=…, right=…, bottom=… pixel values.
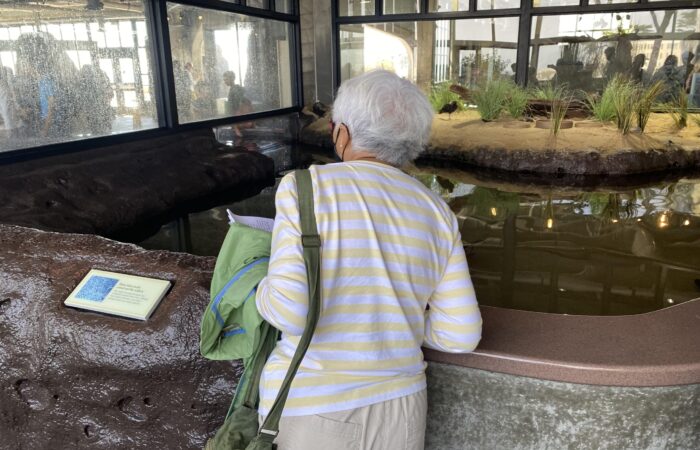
left=636, top=81, right=665, bottom=132
left=610, top=77, right=638, bottom=134
left=428, top=82, right=463, bottom=113
left=531, top=83, right=568, bottom=101
left=586, top=83, right=617, bottom=123
left=664, top=89, right=689, bottom=129
left=472, top=79, right=511, bottom=122
left=504, top=82, right=529, bottom=119
left=550, top=91, right=572, bottom=137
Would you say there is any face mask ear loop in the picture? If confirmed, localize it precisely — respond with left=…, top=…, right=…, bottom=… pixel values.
left=333, top=123, right=347, bottom=161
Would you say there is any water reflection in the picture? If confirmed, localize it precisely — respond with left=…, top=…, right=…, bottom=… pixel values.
left=416, top=170, right=700, bottom=315
left=140, top=155, right=700, bottom=317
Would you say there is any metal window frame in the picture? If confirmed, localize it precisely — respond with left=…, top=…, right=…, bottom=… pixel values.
left=332, top=0, right=700, bottom=89
left=0, top=0, right=301, bottom=164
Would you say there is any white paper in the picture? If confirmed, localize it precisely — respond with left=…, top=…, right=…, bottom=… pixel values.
left=227, top=209, right=274, bottom=233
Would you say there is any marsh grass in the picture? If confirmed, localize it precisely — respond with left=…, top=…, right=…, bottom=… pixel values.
left=550, top=93, right=572, bottom=137
left=586, top=82, right=617, bottom=123
left=664, top=89, right=689, bottom=130
left=429, top=82, right=463, bottom=113
left=532, top=83, right=568, bottom=101
left=610, top=77, right=638, bottom=134
left=636, top=81, right=664, bottom=132
left=473, top=79, right=511, bottom=121
left=504, top=82, right=529, bottom=119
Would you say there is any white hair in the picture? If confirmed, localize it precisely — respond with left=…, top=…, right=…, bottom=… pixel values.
left=332, top=70, right=434, bottom=167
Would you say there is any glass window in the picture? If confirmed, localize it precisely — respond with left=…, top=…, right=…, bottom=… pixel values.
left=166, top=3, right=295, bottom=124
left=339, top=17, right=519, bottom=89
left=533, top=0, right=578, bottom=7
left=339, top=0, right=376, bottom=16
left=119, top=21, right=135, bottom=48
left=89, top=23, right=107, bottom=48
left=429, top=0, right=469, bottom=12
left=74, top=23, right=89, bottom=41
left=589, top=0, right=636, bottom=4
left=213, top=113, right=298, bottom=172
left=247, top=0, right=270, bottom=9
left=276, top=0, right=294, bottom=14
left=529, top=9, right=700, bottom=102
left=384, top=0, right=420, bottom=15
left=104, top=22, right=121, bottom=48
left=0, top=0, right=157, bottom=154
left=477, top=0, right=520, bottom=9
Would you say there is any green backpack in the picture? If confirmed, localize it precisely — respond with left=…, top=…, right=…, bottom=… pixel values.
left=201, top=169, right=321, bottom=450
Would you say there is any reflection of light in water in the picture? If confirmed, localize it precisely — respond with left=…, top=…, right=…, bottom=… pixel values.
left=448, top=183, right=476, bottom=198
left=611, top=219, right=618, bottom=223
left=667, top=299, right=674, bottom=304
left=692, top=183, right=700, bottom=215
left=658, top=212, right=669, bottom=228
left=684, top=219, right=691, bottom=226
left=490, top=207, right=497, bottom=216
left=546, top=218, right=553, bottom=229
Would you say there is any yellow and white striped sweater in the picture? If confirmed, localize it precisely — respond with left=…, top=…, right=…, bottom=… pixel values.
left=255, top=161, right=482, bottom=417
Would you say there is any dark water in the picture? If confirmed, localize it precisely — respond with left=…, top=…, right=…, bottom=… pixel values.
left=140, top=157, right=700, bottom=316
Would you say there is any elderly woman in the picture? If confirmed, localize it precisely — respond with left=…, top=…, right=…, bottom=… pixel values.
left=255, top=70, right=482, bottom=450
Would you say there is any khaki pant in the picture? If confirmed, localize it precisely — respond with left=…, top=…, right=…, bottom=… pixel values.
left=261, top=389, right=428, bottom=450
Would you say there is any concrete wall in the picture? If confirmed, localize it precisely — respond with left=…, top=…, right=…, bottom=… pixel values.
left=426, top=363, right=700, bottom=450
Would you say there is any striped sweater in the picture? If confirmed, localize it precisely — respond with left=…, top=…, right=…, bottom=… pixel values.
left=255, top=161, right=482, bottom=417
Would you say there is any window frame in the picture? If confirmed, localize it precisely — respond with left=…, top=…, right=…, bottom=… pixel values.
left=332, top=0, right=700, bottom=89
left=0, top=0, right=301, bottom=163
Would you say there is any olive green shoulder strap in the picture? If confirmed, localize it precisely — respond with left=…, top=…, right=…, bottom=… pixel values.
left=251, top=168, right=321, bottom=446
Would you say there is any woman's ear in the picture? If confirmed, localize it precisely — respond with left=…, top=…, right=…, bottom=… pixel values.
left=336, top=124, right=350, bottom=149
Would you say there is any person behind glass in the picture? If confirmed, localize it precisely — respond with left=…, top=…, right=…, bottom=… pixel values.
left=686, top=51, right=700, bottom=108
left=35, top=59, right=59, bottom=138
left=184, top=62, right=195, bottom=91
left=12, top=59, right=39, bottom=137
left=232, top=97, right=255, bottom=150
left=0, top=66, right=24, bottom=138
left=255, top=70, right=482, bottom=450
left=682, top=50, right=695, bottom=84
left=173, top=60, right=192, bottom=121
left=603, top=46, right=617, bottom=81
left=223, top=70, right=245, bottom=116
left=628, top=54, right=645, bottom=84
left=78, top=65, right=113, bottom=135
left=192, top=80, right=215, bottom=119
left=652, top=55, right=685, bottom=104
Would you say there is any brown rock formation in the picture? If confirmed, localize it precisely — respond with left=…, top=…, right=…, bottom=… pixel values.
left=0, top=224, right=239, bottom=449
left=0, top=129, right=275, bottom=241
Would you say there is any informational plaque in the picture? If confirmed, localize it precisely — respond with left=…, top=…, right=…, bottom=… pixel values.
left=64, top=269, right=171, bottom=320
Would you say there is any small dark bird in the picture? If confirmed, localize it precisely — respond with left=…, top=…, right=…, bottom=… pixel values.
left=439, top=101, right=459, bottom=119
